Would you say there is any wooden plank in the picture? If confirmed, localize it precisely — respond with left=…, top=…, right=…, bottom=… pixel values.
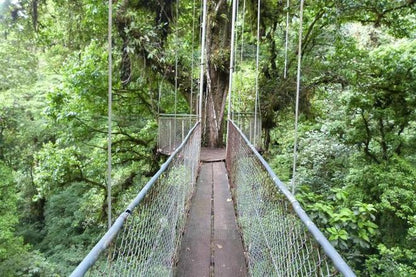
left=212, top=162, right=247, bottom=277
left=176, top=164, right=213, bottom=277
left=200, top=147, right=226, bottom=162
left=176, top=162, right=247, bottom=277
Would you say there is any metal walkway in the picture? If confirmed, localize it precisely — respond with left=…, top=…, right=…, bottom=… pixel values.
left=176, top=155, right=246, bottom=276
left=70, top=121, right=355, bottom=277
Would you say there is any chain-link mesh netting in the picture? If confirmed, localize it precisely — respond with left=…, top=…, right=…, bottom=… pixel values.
left=158, top=114, right=198, bottom=155
left=72, top=123, right=201, bottom=277
left=231, top=112, right=262, bottom=149
left=226, top=120, right=353, bottom=277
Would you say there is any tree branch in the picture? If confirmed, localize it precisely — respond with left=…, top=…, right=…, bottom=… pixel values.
left=360, top=111, right=380, bottom=164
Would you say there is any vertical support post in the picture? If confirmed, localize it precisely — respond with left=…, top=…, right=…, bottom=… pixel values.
left=227, top=0, right=237, bottom=121
left=240, top=0, right=246, bottom=63
left=254, top=0, right=261, bottom=148
left=190, top=0, right=196, bottom=115
left=158, top=116, right=161, bottom=150
left=174, top=0, right=179, bottom=150
left=284, top=0, right=290, bottom=79
left=226, top=0, right=238, bottom=153
left=182, top=119, right=185, bottom=142
left=169, top=120, right=173, bottom=153
left=199, top=0, right=208, bottom=121
left=291, top=0, right=304, bottom=195
left=249, top=119, right=253, bottom=142
left=107, top=0, right=112, bottom=229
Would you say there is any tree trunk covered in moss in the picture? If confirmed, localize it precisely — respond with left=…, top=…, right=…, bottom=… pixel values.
left=112, top=0, right=232, bottom=147
left=202, top=0, right=231, bottom=147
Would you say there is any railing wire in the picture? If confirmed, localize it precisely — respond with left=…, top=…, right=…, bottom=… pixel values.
left=226, top=120, right=355, bottom=277
left=231, top=112, right=262, bottom=149
left=158, top=114, right=199, bottom=155
left=71, top=122, right=201, bottom=277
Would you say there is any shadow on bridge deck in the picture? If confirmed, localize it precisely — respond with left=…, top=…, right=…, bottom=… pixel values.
left=175, top=149, right=247, bottom=277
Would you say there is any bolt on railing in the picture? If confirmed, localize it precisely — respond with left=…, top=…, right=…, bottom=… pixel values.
left=71, top=122, right=201, bottom=277
left=226, top=120, right=355, bottom=277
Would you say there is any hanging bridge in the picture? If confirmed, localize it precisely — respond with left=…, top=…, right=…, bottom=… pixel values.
left=70, top=0, right=357, bottom=275
left=71, top=119, right=355, bottom=276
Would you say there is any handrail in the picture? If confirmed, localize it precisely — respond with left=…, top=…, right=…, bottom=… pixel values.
left=158, top=113, right=199, bottom=117
left=227, top=119, right=355, bottom=277
left=71, top=121, right=201, bottom=277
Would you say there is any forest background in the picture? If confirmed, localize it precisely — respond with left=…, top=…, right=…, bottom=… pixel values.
left=0, top=0, right=415, bottom=276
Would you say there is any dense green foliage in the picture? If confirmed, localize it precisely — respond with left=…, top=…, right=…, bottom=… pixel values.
left=0, top=0, right=415, bottom=275
left=263, top=3, right=416, bottom=275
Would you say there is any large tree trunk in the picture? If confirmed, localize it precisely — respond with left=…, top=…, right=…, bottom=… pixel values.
left=114, top=0, right=232, bottom=148
left=203, top=0, right=231, bottom=148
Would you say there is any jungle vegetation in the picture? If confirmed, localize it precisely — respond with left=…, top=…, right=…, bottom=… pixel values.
left=0, top=0, right=415, bottom=275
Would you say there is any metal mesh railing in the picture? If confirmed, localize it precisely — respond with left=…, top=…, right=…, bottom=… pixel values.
left=71, top=122, right=201, bottom=277
left=158, top=114, right=198, bottom=155
left=231, top=112, right=262, bottom=149
left=226, top=120, right=355, bottom=277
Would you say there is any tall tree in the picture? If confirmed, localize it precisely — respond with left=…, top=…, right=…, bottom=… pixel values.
left=203, top=0, right=231, bottom=147
left=111, top=0, right=235, bottom=147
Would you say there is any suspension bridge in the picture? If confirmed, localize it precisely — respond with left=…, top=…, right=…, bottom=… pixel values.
left=71, top=119, right=354, bottom=276
left=71, top=0, right=356, bottom=276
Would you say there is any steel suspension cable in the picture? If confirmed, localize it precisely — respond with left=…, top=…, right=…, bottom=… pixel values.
left=226, top=0, right=238, bottom=153
left=235, top=0, right=239, bottom=64
left=107, top=0, right=113, bottom=229
left=291, top=0, right=304, bottom=195
left=234, top=0, right=239, bottom=110
left=240, top=0, right=246, bottom=63
left=284, top=0, right=290, bottom=79
left=190, top=0, right=196, bottom=115
left=196, top=0, right=203, bottom=116
left=158, top=79, right=162, bottom=115
left=174, top=0, right=179, bottom=126
left=254, top=0, right=261, bottom=147
left=198, top=0, right=207, bottom=120
left=227, top=0, right=238, bottom=121
left=236, top=0, right=246, bottom=111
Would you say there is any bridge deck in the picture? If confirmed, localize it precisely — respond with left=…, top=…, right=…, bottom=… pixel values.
left=200, top=147, right=226, bottom=162
left=176, top=153, right=247, bottom=276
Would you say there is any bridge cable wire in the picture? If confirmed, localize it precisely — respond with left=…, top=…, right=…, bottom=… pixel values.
left=198, top=0, right=207, bottom=120
left=235, top=0, right=239, bottom=68
left=174, top=0, right=179, bottom=145
left=196, top=0, right=203, bottom=116
left=240, top=0, right=246, bottom=64
left=158, top=77, right=163, bottom=115
left=234, top=0, right=239, bottom=108
left=253, top=0, right=261, bottom=147
left=284, top=0, right=290, bottom=79
left=227, top=121, right=356, bottom=276
left=291, top=0, right=304, bottom=195
left=190, top=0, right=196, bottom=115
left=226, top=0, right=238, bottom=154
left=107, top=0, right=112, bottom=229
left=236, top=0, right=246, bottom=112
